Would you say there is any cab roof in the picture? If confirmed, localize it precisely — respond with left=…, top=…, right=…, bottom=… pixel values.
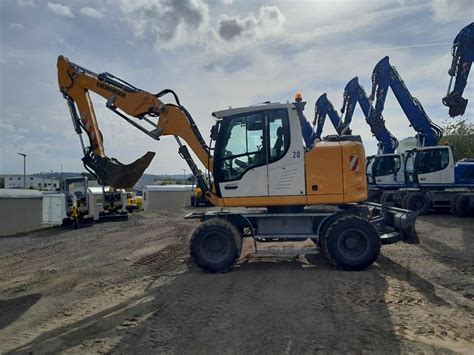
left=212, top=102, right=292, bottom=119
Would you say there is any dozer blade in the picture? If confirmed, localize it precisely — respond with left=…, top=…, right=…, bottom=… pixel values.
left=83, top=151, right=155, bottom=189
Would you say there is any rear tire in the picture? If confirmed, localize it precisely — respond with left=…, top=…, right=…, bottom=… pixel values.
left=400, top=193, right=410, bottom=210
left=452, top=194, right=472, bottom=217
left=320, top=215, right=380, bottom=271
left=367, top=190, right=382, bottom=203
left=405, top=192, right=430, bottom=215
left=380, top=192, right=394, bottom=205
left=190, top=218, right=242, bottom=273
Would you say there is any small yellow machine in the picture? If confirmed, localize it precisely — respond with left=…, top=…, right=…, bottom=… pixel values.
left=57, top=56, right=417, bottom=272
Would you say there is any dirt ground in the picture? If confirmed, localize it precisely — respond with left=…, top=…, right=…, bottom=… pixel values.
left=0, top=208, right=473, bottom=354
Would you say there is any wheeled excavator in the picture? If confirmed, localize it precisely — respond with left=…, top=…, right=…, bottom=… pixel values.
left=365, top=56, right=474, bottom=214
left=443, top=22, right=474, bottom=117
left=57, top=55, right=417, bottom=272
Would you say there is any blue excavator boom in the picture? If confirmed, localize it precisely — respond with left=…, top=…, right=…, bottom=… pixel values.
left=341, top=77, right=398, bottom=154
left=313, top=93, right=344, bottom=141
left=369, top=56, right=443, bottom=147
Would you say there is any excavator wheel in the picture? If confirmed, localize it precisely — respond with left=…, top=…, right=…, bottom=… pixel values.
left=367, top=190, right=382, bottom=203
left=320, top=215, right=380, bottom=271
left=190, top=218, right=242, bottom=273
left=380, top=192, right=395, bottom=206
left=405, top=192, right=430, bottom=215
left=400, top=193, right=410, bottom=210
left=452, top=194, right=472, bottom=217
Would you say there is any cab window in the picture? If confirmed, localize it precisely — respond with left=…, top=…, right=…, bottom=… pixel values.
left=219, top=112, right=266, bottom=182
left=268, top=109, right=290, bottom=163
left=416, top=148, right=450, bottom=174
left=373, top=156, right=400, bottom=176
left=218, top=108, right=290, bottom=182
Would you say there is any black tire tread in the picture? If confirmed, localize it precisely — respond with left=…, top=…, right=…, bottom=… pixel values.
left=401, top=193, right=410, bottom=210
left=406, top=192, right=430, bottom=215
left=190, top=218, right=241, bottom=273
left=380, top=192, right=394, bottom=205
left=321, top=215, right=381, bottom=271
left=453, top=194, right=472, bottom=217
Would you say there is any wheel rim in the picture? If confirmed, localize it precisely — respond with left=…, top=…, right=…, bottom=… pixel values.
left=199, top=232, right=231, bottom=263
left=336, top=229, right=370, bottom=261
left=414, top=198, right=424, bottom=210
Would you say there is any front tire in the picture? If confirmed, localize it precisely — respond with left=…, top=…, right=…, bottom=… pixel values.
left=320, top=215, right=380, bottom=271
left=190, top=218, right=242, bottom=273
left=405, top=192, right=430, bottom=215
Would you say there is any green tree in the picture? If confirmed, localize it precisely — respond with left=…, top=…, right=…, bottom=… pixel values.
left=441, top=119, right=474, bottom=161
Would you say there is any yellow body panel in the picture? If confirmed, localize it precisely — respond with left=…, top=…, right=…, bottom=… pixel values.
left=220, top=141, right=367, bottom=207
left=305, top=141, right=344, bottom=196
left=340, top=141, right=367, bottom=203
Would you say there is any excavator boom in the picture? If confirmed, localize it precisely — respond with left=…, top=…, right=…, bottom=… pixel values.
left=313, top=93, right=344, bottom=141
left=369, top=56, right=443, bottom=147
left=341, top=77, right=398, bottom=154
left=57, top=56, right=212, bottom=189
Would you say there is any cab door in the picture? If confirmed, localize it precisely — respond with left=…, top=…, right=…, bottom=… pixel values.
left=216, top=111, right=268, bottom=197
left=267, top=108, right=305, bottom=196
left=416, top=147, right=454, bottom=185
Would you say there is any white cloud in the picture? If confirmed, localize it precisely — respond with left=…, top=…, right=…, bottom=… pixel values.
left=10, top=23, right=25, bottom=30
left=118, top=0, right=209, bottom=49
left=432, top=0, right=473, bottom=23
left=117, top=1, right=286, bottom=51
left=17, top=0, right=35, bottom=6
left=80, top=7, right=104, bottom=19
left=47, top=2, right=74, bottom=18
left=217, top=6, right=286, bottom=41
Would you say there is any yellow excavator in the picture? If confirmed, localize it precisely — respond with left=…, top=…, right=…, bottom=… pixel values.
left=57, top=56, right=417, bottom=272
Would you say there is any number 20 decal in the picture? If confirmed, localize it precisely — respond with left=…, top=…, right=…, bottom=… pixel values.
left=292, top=151, right=301, bottom=158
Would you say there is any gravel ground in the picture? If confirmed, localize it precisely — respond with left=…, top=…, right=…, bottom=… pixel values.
left=0, top=209, right=473, bottom=354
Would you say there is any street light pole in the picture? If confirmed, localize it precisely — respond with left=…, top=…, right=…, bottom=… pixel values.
left=17, top=153, right=26, bottom=188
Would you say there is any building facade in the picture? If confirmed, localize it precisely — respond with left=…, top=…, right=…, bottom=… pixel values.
left=0, top=175, right=62, bottom=191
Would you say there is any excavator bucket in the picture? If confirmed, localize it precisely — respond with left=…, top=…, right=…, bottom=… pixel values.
left=83, top=151, right=155, bottom=189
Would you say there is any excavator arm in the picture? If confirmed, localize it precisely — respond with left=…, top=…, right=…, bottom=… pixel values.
left=443, top=22, right=474, bottom=117
left=369, top=56, right=443, bottom=148
left=57, top=56, right=212, bottom=191
left=313, top=93, right=344, bottom=141
left=341, top=77, right=398, bottom=154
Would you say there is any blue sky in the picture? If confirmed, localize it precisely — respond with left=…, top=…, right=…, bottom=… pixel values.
left=0, top=0, right=472, bottom=175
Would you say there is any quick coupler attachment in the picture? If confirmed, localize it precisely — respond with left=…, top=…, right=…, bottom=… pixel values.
left=83, top=151, right=155, bottom=189
left=442, top=92, right=468, bottom=117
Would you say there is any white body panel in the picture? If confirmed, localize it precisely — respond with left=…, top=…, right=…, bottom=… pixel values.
left=373, top=153, right=405, bottom=186
left=220, top=165, right=268, bottom=197
left=268, top=109, right=305, bottom=196
left=417, top=147, right=455, bottom=185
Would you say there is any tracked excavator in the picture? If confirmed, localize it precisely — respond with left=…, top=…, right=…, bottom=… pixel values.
left=57, top=56, right=417, bottom=272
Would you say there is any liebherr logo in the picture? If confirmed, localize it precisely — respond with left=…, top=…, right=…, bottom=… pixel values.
left=96, top=82, right=126, bottom=98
